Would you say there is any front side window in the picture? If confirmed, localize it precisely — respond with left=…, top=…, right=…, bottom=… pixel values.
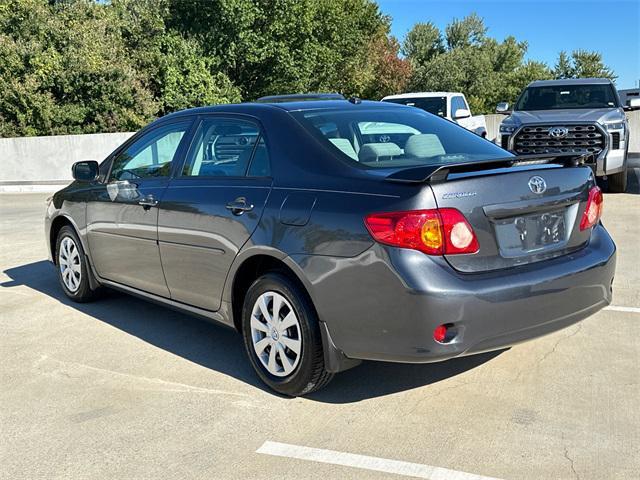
left=515, top=84, right=619, bottom=111
left=109, top=121, right=190, bottom=181
left=182, top=118, right=261, bottom=177
left=383, top=97, right=447, bottom=117
left=293, top=108, right=509, bottom=170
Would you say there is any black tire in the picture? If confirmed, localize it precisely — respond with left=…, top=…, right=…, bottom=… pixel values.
left=608, top=168, right=628, bottom=193
left=241, top=272, right=333, bottom=396
left=55, top=226, right=99, bottom=302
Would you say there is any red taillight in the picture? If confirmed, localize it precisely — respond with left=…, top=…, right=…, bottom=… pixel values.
left=364, top=208, right=479, bottom=255
left=580, top=186, right=603, bottom=231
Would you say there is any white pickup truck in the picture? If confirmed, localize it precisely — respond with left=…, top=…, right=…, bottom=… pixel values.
left=381, top=92, right=487, bottom=137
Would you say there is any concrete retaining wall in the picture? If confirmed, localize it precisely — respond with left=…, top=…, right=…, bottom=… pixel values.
left=0, top=132, right=134, bottom=191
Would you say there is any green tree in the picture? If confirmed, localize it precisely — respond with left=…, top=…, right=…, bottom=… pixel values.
left=405, top=14, right=556, bottom=113
left=361, top=33, right=412, bottom=99
left=0, top=0, right=157, bottom=136
left=553, top=50, right=616, bottom=80
left=167, top=0, right=389, bottom=99
left=0, top=0, right=240, bottom=137
left=554, top=50, right=574, bottom=79
left=401, top=22, right=444, bottom=66
left=445, top=13, right=486, bottom=49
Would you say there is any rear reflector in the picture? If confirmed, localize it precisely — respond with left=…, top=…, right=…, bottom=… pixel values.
left=433, top=325, right=448, bottom=343
left=364, top=208, right=479, bottom=255
left=580, top=186, right=603, bottom=231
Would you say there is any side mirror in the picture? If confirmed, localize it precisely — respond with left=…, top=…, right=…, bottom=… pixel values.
left=624, top=98, right=640, bottom=111
left=496, top=102, right=511, bottom=114
left=453, top=108, right=471, bottom=120
left=72, top=161, right=98, bottom=182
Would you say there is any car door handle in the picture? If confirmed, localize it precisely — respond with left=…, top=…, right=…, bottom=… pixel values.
left=226, top=198, right=254, bottom=215
left=138, top=195, right=159, bottom=208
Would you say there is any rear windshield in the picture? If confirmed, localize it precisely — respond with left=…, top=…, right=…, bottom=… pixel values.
left=382, top=97, right=447, bottom=117
left=291, top=108, right=509, bottom=169
left=515, top=84, right=619, bottom=111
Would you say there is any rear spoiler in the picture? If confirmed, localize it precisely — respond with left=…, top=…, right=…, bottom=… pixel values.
left=384, top=153, right=595, bottom=184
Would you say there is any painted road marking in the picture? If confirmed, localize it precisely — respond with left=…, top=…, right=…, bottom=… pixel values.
left=605, top=305, right=640, bottom=314
left=257, top=441, right=503, bottom=480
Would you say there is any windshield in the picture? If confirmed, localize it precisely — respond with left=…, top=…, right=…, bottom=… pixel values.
left=292, top=108, right=509, bottom=169
left=382, top=97, right=447, bottom=117
left=515, top=84, right=619, bottom=111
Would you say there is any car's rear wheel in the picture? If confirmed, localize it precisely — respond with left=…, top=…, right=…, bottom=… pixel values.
left=608, top=168, right=628, bottom=193
left=56, top=226, right=98, bottom=302
left=241, top=272, right=333, bottom=396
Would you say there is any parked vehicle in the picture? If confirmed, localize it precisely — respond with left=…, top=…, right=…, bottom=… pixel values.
left=45, top=98, right=616, bottom=396
left=617, top=88, right=640, bottom=109
left=496, top=78, right=631, bottom=192
left=381, top=92, right=487, bottom=137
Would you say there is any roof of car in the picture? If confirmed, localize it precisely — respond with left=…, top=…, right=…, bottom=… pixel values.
left=527, top=78, right=614, bottom=87
left=256, top=93, right=345, bottom=103
left=162, top=99, right=404, bottom=120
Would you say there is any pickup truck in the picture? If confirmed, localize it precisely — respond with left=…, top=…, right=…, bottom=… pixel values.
left=496, top=78, right=635, bottom=193
left=381, top=92, right=487, bottom=137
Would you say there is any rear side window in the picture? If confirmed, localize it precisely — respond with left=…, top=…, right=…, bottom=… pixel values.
left=182, top=118, right=261, bottom=177
left=247, top=137, right=271, bottom=177
left=292, top=108, right=509, bottom=169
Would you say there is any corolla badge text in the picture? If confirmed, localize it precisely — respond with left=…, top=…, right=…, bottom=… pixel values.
left=442, top=191, right=477, bottom=199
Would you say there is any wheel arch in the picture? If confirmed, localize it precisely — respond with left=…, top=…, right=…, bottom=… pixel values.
left=50, top=215, right=77, bottom=265
left=224, top=248, right=360, bottom=373
left=225, top=249, right=314, bottom=333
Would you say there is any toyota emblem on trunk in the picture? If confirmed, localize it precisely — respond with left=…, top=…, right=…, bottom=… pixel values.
left=528, top=176, right=547, bottom=194
left=548, top=126, right=569, bottom=138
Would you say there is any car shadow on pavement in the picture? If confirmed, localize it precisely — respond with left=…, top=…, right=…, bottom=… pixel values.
left=2, top=260, right=503, bottom=403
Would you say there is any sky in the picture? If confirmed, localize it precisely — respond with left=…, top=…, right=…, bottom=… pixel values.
left=377, top=0, right=640, bottom=89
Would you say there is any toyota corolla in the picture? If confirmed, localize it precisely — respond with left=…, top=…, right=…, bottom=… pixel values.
left=44, top=98, right=616, bottom=396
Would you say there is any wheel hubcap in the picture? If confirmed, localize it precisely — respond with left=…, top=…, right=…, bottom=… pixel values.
left=250, top=291, right=302, bottom=377
left=58, top=236, right=81, bottom=293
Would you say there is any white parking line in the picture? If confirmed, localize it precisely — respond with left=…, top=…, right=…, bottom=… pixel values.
left=605, top=305, right=640, bottom=314
left=256, top=441, right=503, bottom=480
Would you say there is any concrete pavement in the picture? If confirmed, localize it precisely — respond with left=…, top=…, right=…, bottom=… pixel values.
left=1, top=176, right=638, bottom=479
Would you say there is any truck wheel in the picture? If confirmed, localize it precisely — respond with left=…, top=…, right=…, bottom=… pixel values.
left=241, top=272, right=333, bottom=396
left=608, top=169, right=627, bottom=193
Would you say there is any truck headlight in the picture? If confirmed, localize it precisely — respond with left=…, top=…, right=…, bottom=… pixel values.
left=604, top=122, right=625, bottom=132
left=499, top=125, right=516, bottom=134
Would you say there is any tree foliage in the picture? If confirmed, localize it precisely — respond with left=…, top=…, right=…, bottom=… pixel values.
left=0, top=2, right=618, bottom=136
left=553, top=49, right=616, bottom=81
left=404, top=15, right=614, bottom=114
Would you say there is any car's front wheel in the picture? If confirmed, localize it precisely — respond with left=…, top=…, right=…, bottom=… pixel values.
left=241, top=272, right=333, bottom=396
left=55, top=226, right=98, bottom=302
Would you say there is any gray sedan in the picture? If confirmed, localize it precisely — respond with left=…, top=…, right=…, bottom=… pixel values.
left=44, top=98, right=616, bottom=396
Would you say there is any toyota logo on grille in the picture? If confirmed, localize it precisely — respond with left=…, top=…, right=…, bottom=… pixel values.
left=548, top=126, right=569, bottom=139
left=528, top=176, right=547, bottom=194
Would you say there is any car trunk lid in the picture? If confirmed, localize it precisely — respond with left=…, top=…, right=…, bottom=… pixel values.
left=386, top=155, right=596, bottom=273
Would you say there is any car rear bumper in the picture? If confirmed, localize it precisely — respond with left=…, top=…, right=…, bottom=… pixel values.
left=295, top=224, right=616, bottom=366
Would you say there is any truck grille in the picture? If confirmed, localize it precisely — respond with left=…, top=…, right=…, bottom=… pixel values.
left=513, top=124, right=606, bottom=156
